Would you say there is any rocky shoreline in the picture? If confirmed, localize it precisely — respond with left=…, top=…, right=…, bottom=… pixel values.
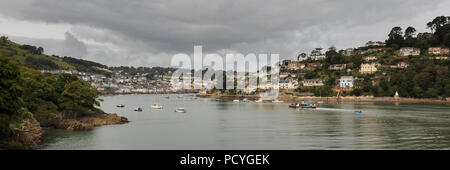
left=1, top=113, right=128, bottom=150
left=47, top=113, right=129, bottom=131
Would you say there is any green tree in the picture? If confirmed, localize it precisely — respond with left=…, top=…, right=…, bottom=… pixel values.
left=387, top=27, right=404, bottom=48
left=427, top=16, right=450, bottom=33
left=0, top=57, right=25, bottom=137
left=58, top=79, right=100, bottom=118
left=405, top=26, right=417, bottom=39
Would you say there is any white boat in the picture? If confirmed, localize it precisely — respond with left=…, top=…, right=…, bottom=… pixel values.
left=134, top=107, right=143, bottom=112
left=243, top=98, right=249, bottom=103
left=175, top=108, right=186, bottom=113
left=151, top=104, right=163, bottom=109
left=255, top=99, right=263, bottom=103
left=233, top=100, right=240, bottom=102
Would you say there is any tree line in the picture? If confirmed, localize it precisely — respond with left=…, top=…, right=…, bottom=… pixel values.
left=1, top=50, right=101, bottom=139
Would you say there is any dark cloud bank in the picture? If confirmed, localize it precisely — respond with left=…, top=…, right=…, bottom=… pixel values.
left=0, top=0, right=449, bottom=66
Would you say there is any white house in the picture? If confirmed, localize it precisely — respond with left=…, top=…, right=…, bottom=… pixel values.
left=310, top=48, right=326, bottom=60
left=303, top=79, right=324, bottom=87
left=339, top=76, right=354, bottom=88
left=400, top=47, right=420, bottom=57
left=363, top=56, right=379, bottom=61
left=297, top=53, right=309, bottom=61
left=279, top=80, right=298, bottom=90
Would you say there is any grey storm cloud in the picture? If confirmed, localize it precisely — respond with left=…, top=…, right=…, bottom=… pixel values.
left=8, top=32, right=87, bottom=59
left=61, top=32, right=87, bottom=58
left=0, top=0, right=449, bottom=66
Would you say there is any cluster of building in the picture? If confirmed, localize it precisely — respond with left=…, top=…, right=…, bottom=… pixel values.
left=277, top=40, right=449, bottom=93
left=40, top=69, right=174, bottom=94
left=297, top=48, right=327, bottom=61
left=40, top=37, right=449, bottom=96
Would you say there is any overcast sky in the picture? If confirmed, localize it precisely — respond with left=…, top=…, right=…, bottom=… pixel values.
left=0, top=0, right=449, bottom=67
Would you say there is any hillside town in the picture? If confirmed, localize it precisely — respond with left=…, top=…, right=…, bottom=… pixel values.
left=38, top=37, right=449, bottom=98
left=198, top=26, right=449, bottom=100
left=40, top=69, right=175, bottom=94
left=275, top=38, right=449, bottom=98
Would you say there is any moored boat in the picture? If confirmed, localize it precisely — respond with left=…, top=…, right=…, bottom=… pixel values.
left=175, top=108, right=186, bottom=113
left=116, top=104, right=125, bottom=108
left=134, top=107, right=143, bottom=112
left=151, top=104, right=163, bottom=109
left=289, top=101, right=317, bottom=109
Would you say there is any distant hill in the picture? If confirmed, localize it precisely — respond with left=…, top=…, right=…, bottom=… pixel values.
left=0, top=36, right=110, bottom=76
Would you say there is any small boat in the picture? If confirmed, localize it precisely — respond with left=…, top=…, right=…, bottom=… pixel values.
left=134, top=107, right=143, bottom=112
left=233, top=100, right=240, bottom=102
left=289, top=102, right=317, bottom=109
left=116, top=104, right=125, bottom=108
left=355, top=110, right=363, bottom=114
left=175, top=108, right=186, bottom=113
left=151, top=104, right=163, bottom=109
left=289, top=103, right=299, bottom=108
left=215, top=98, right=222, bottom=102
left=243, top=99, right=249, bottom=103
left=255, top=99, right=263, bottom=103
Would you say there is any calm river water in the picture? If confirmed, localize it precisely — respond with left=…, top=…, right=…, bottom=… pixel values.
left=41, top=94, right=450, bottom=150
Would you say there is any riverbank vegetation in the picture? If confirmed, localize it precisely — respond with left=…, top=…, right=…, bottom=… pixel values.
left=0, top=37, right=123, bottom=149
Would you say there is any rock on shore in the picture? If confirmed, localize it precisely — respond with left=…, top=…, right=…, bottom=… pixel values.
left=49, top=113, right=129, bottom=131
left=1, top=118, right=44, bottom=150
left=1, top=113, right=128, bottom=150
